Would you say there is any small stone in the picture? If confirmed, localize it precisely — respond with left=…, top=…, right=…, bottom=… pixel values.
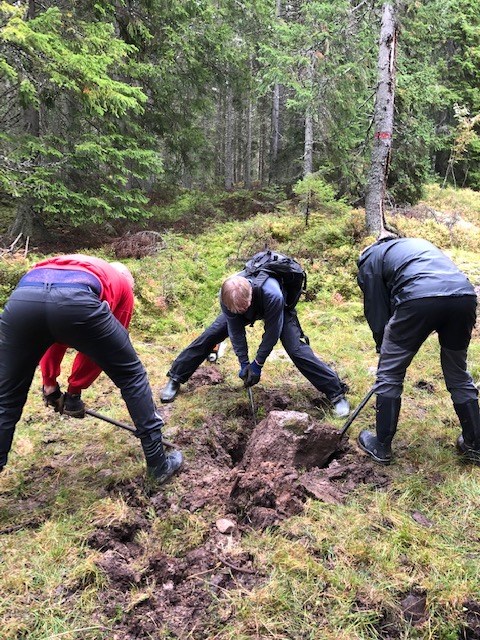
left=216, top=518, right=236, bottom=534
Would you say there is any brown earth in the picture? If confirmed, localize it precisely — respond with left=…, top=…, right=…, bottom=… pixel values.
left=4, top=371, right=475, bottom=637
left=77, top=380, right=395, bottom=638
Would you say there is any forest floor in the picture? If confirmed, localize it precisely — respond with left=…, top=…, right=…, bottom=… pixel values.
left=1, top=184, right=480, bottom=639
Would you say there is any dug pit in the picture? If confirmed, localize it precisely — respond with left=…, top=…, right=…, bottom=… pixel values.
left=84, top=404, right=391, bottom=638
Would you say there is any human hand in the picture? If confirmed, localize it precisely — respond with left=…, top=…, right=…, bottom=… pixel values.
left=244, top=360, right=262, bottom=387
left=239, top=361, right=250, bottom=381
left=42, top=385, right=65, bottom=413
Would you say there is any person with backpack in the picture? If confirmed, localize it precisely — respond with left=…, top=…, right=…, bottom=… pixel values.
left=357, top=235, right=480, bottom=465
left=0, top=254, right=183, bottom=485
left=160, top=251, right=350, bottom=417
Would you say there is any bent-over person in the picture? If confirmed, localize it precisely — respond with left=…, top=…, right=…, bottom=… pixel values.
left=0, top=254, right=183, bottom=484
left=160, top=268, right=350, bottom=418
left=357, top=236, right=479, bottom=466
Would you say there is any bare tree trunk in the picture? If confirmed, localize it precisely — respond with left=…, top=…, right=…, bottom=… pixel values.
left=258, top=100, right=268, bottom=186
left=245, top=97, right=253, bottom=189
left=302, top=48, right=317, bottom=178
left=224, top=84, right=234, bottom=190
left=364, top=3, right=397, bottom=236
left=303, top=109, right=314, bottom=177
left=10, top=0, right=41, bottom=239
left=269, top=0, right=283, bottom=184
left=214, top=95, right=224, bottom=182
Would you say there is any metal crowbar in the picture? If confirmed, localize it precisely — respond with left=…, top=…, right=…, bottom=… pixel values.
left=339, top=386, right=376, bottom=438
left=85, top=409, right=175, bottom=448
left=246, top=387, right=257, bottom=426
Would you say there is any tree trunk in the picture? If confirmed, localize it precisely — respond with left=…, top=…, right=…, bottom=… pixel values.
left=270, top=84, right=281, bottom=182
left=224, top=84, right=234, bottom=190
left=214, top=96, right=224, bottom=182
left=10, top=0, right=41, bottom=238
left=364, top=3, right=397, bottom=236
left=269, top=0, right=283, bottom=184
left=302, top=49, right=316, bottom=178
left=245, top=97, right=253, bottom=189
left=303, top=110, right=314, bottom=177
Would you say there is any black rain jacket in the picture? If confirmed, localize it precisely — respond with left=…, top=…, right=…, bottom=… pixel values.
left=357, top=237, right=476, bottom=350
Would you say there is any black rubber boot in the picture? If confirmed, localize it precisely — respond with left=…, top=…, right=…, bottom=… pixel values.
left=160, top=378, right=181, bottom=403
left=454, top=400, right=480, bottom=465
left=358, top=395, right=401, bottom=465
left=141, top=430, right=183, bottom=485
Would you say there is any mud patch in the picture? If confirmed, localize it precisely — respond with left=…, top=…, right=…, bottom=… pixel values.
left=89, top=517, right=259, bottom=638
left=462, top=600, right=480, bottom=639
left=299, top=453, right=390, bottom=504
left=186, top=365, right=224, bottom=389
left=400, top=590, right=428, bottom=626
left=87, top=408, right=391, bottom=637
left=414, top=379, right=436, bottom=393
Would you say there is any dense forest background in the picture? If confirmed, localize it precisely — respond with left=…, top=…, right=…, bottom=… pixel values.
left=0, top=0, right=479, bottom=240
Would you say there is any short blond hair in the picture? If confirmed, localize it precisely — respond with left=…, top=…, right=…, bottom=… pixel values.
left=221, top=276, right=252, bottom=313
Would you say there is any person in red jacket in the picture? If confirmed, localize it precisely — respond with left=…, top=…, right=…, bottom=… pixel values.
left=0, top=254, right=182, bottom=485
left=39, top=259, right=135, bottom=418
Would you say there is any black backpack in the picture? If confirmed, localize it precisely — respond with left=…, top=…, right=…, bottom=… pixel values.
left=241, top=249, right=307, bottom=310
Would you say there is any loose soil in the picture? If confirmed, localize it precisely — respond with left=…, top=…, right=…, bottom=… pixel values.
left=71, top=374, right=396, bottom=638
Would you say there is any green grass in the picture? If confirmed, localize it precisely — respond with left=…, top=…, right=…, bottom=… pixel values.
left=1, top=188, right=480, bottom=638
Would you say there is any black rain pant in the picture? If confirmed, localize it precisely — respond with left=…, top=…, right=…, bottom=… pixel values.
left=376, top=296, right=478, bottom=404
left=0, top=285, right=163, bottom=468
left=167, top=308, right=345, bottom=400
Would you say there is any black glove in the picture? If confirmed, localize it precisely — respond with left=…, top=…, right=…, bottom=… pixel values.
left=243, top=360, right=263, bottom=388
left=239, top=361, right=249, bottom=381
left=43, top=385, right=65, bottom=413
left=63, top=392, right=86, bottom=419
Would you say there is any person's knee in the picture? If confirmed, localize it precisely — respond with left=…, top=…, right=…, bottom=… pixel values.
left=375, top=376, right=403, bottom=398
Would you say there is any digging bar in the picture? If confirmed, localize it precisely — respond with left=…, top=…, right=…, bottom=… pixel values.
left=85, top=409, right=175, bottom=448
left=338, top=386, right=376, bottom=438
left=246, top=387, right=257, bottom=426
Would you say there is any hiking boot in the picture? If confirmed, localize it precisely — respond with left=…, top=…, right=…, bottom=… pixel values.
left=357, top=395, right=401, bottom=465
left=147, top=450, right=184, bottom=485
left=332, top=396, right=350, bottom=418
left=63, top=392, right=86, bottom=418
left=456, top=435, right=480, bottom=465
left=358, top=430, right=392, bottom=464
left=160, top=378, right=180, bottom=403
left=42, top=384, right=64, bottom=413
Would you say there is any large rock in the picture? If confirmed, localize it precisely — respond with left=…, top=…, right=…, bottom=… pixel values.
left=229, top=411, right=341, bottom=528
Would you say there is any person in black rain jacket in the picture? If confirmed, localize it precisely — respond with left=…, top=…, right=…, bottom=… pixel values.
left=357, top=235, right=480, bottom=465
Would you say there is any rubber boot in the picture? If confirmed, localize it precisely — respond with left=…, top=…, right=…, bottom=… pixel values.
left=358, top=395, right=401, bottom=465
left=141, top=430, right=183, bottom=485
left=160, top=378, right=181, bottom=403
left=453, top=400, right=480, bottom=465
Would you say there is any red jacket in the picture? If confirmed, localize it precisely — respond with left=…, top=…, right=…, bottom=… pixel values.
left=34, top=255, right=134, bottom=393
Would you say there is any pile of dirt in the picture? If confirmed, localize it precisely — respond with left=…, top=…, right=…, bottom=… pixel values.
left=86, top=406, right=392, bottom=637
left=229, top=411, right=343, bottom=528
left=186, top=366, right=224, bottom=389
left=111, top=231, right=166, bottom=259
